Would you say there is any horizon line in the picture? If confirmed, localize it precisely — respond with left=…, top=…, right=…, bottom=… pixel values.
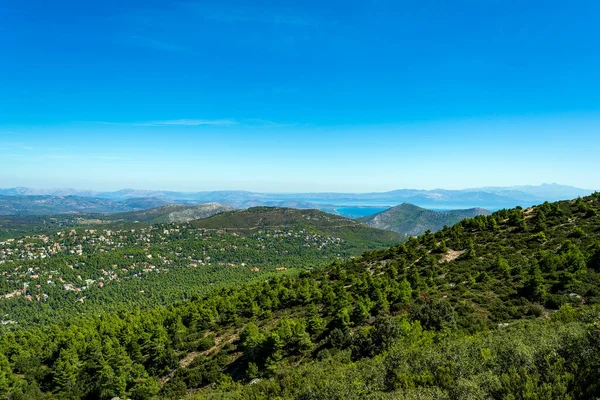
left=0, top=182, right=596, bottom=196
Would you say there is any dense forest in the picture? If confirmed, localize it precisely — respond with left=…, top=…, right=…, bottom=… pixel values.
left=0, top=194, right=598, bottom=399
left=0, top=209, right=399, bottom=326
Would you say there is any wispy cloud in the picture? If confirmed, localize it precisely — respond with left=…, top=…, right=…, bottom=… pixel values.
left=242, top=119, right=295, bottom=128
left=133, top=119, right=238, bottom=127
left=0, top=151, right=127, bottom=161
left=45, top=154, right=127, bottom=160
left=0, top=144, right=65, bottom=152
left=97, top=118, right=291, bottom=128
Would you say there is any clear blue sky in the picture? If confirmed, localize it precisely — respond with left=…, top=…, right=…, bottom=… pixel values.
left=1, top=0, right=599, bottom=192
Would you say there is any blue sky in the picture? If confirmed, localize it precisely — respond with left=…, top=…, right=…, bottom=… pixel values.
left=1, top=0, right=599, bottom=192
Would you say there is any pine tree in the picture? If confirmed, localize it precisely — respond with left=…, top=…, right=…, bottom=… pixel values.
left=375, top=293, right=390, bottom=315
left=335, top=307, right=352, bottom=331
left=97, top=359, right=117, bottom=400
left=306, top=304, right=325, bottom=335
left=496, top=255, right=511, bottom=278
left=466, top=238, right=476, bottom=259
left=240, top=322, right=264, bottom=362
left=399, top=278, right=413, bottom=304
left=526, top=262, right=547, bottom=302
left=246, top=362, right=259, bottom=379
left=53, top=347, right=81, bottom=395
left=439, top=240, right=448, bottom=253
left=488, top=217, right=500, bottom=232
left=535, top=209, right=547, bottom=232
left=0, top=353, right=13, bottom=399
left=352, top=298, right=371, bottom=324
left=589, top=243, right=600, bottom=271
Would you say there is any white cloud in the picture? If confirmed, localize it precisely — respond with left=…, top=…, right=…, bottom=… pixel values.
left=45, top=155, right=127, bottom=160
left=95, top=118, right=291, bottom=128
left=242, top=119, right=294, bottom=128
left=133, top=119, right=238, bottom=127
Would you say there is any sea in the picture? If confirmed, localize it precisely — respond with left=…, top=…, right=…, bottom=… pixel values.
left=334, top=206, right=390, bottom=218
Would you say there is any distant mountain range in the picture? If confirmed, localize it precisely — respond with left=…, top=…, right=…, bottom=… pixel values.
left=0, top=195, right=172, bottom=215
left=360, top=203, right=491, bottom=236
left=0, top=184, right=594, bottom=215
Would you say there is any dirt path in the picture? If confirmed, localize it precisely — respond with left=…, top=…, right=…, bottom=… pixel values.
left=440, top=249, right=465, bottom=263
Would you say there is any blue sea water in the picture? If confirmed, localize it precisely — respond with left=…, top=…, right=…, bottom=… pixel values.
left=335, top=207, right=390, bottom=217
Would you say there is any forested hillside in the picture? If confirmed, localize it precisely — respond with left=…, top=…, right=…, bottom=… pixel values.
left=0, top=209, right=399, bottom=327
left=191, top=207, right=403, bottom=245
left=0, top=194, right=598, bottom=399
left=360, top=202, right=490, bottom=236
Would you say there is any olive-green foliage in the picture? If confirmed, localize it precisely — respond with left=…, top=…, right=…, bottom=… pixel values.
left=0, top=195, right=598, bottom=399
left=0, top=218, right=398, bottom=326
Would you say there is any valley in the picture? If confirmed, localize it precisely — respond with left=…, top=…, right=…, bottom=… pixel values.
left=0, top=207, right=401, bottom=326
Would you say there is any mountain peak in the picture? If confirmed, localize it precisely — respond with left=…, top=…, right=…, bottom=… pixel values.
left=361, top=204, right=490, bottom=236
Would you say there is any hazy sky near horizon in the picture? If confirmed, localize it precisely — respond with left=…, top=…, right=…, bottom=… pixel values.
left=1, top=0, right=599, bottom=192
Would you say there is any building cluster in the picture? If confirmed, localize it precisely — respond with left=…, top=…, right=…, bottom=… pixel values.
left=0, top=223, right=345, bottom=312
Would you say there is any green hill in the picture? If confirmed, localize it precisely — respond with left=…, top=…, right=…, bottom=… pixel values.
left=0, top=207, right=401, bottom=327
left=191, top=206, right=404, bottom=246
left=360, top=202, right=490, bottom=236
left=0, top=194, right=599, bottom=399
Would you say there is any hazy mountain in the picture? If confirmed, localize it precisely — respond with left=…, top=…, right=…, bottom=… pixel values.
left=0, top=203, right=229, bottom=238
left=0, top=195, right=171, bottom=215
left=120, top=197, right=173, bottom=209
left=110, top=203, right=234, bottom=223
left=468, top=183, right=593, bottom=201
left=0, top=187, right=98, bottom=197
left=0, top=184, right=595, bottom=213
left=360, top=203, right=491, bottom=236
